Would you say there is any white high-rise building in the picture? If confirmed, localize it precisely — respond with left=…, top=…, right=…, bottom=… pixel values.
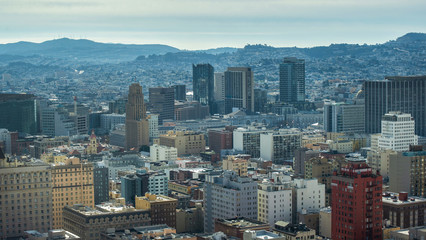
left=204, top=171, right=258, bottom=233
left=147, top=114, right=159, bottom=142
left=293, top=178, right=325, bottom=213
left=150, top=144, right=178, bottom=162
left=258, top=180, right=293, bottom=226
left=260, top=129, right=301, bottom=164
left=233, top=127, right=268, bottom=158
left=378, top=112, right=418, bottom=151
left=214, top=72, right=225, bottom=102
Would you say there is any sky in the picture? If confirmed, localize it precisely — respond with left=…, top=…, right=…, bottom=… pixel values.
left=1, top=0, right=425, bottom=50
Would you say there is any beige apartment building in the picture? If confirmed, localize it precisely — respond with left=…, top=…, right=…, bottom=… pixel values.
left=52, top=158, right=94, bottom=229
left=222, top=155, right=248, bottom=176
left=0, top=151, right=53, bottom=239
left=159, top=131, right=206, bottom=156
left=305, top=157, right=333, bottom=206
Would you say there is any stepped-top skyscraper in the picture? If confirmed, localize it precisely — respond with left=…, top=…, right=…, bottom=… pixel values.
left=125, top=83, right=149, bottom=150
left=364, top=76, right=426, bottom=136
left=279, top=57, right=305, bottom=103
left=224, top=67, right=254, bottom=114
left=193, top=63, right=214, bottom=114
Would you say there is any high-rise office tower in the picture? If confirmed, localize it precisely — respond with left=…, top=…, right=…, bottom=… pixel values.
left=364, top=76, right=426, bottom=136
left=213, top=72, right=225, bottom=114
left=173, top=85, right=186, bottom=101
left=279, top=57, right=305, bottom=103
left=254, top=89, right=268, bottom=113
left=224, top=67, right=254, bottom=114
left=193, top=64, right=214, bottom=114
left=0, top=94, right=38, bottom=135
left=204, top=171, right=258, bottom=233
left=332, top=160, right=383, bottom=240
left=125, top=83, right=149, bottom=150
left=323, top=100, right=365, bottom=134
left=378, top=112, right=418, bottom=151
left=149, top=87, right=175, bottom=124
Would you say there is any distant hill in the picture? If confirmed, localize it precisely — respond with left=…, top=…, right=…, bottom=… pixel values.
left=0, top=38, right=180, bottom=63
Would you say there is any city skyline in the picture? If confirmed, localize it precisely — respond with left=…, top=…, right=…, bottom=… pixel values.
left=1, top=0, right=425, bottom=49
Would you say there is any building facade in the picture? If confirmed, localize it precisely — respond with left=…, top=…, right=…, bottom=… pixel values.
left=52, top=158, right=95, bottom=229
left=63, top=203, right=151, bottom=240
left=224, top=67, right=254, bottom=114
left=279, top=57, right=305, bottom=103
left=0, top=159, right=52, bottom=239
left=125, top=83, right=149, bottom=150
left=260, top=129, right=302, bottom=164
left=149, top=87, right=175, bottom=124
left=193, top=64, right=214, bottom=114
left=159, top=131, right=206, bottom=156
left=389, top=147, right=426, bottom=197
left=323, top=101, right=365, bottom=134
left=0, top=94, right=38, bottom=135
left=378, top=112, right=418, bottom=152
left=331, top=160, right=383, bottom=240
left=204, top=171, right=258, bottom=233
left=150, top=144, right=178, bottom=162
left=135, top=193, right=177, bottom=228
left=364, top=76, right=426, bottom=136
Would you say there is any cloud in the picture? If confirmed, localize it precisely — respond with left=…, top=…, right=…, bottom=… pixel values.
left=0, top=0, right=425, bottom=49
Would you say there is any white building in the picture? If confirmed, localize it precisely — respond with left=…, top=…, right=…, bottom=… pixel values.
left=293, top=178, right=325, bottom=213
left=150, top=144, right=178, bottom=162
left=204, top=171, right=258, bottom=233
left=260, top=129, right=301, bottom=164
left=0, top=129, right=12, bottom=154
left=233, top=127, right=268, bottom=158
left=148, top=173, right=168, bottom=195
left=258, top=180, right=293, bottom=227
left=378, top=112, right=418, bottom=152
left=148, top=114, right=159, bottom=142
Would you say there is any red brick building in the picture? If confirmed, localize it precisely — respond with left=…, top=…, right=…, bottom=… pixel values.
left=331, top=160, right=383, bottom=240
left=208, top=130, right=233, bottom=155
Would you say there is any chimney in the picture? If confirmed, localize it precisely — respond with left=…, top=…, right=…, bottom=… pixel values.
left=399, top=192, right=408, bottom=201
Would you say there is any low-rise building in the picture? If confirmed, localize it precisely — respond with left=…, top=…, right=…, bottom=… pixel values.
left=176, top=204, right=204, bottom=233
left=159, top=131, right=206, bottom=156
left=214, top=218, right=270, bottom=239
left=273, top=223, right=316, bottom=240
left=222, top=155, right=248, bottom=176
left=63, top=203, right=150, bottom=240
left=382, top=192, right=426, bottom=228
left=135, top=193, right=178, bottom=228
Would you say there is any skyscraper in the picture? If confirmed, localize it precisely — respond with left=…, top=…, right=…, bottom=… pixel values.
left=279, top=57, right=305, bottom=103
left=193, top=64, right=214, bottom=114
left=125, top=83, right=149, bottom=150
left=331, top=160, right=383, bottom=240
left=149, top=87, right=175, bottom=124
left=378, top=112, right=418, bottom=151
left=173, top=84, right=186, bottom=101
left=224, top=67, right=254, bottom=114
left=0, top=94, right=38, bottom=134
left=364, top=76, right=426, bottom=136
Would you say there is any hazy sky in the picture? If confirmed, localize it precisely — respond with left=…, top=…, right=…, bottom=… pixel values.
left=1, top=0, right=425, bottom=49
